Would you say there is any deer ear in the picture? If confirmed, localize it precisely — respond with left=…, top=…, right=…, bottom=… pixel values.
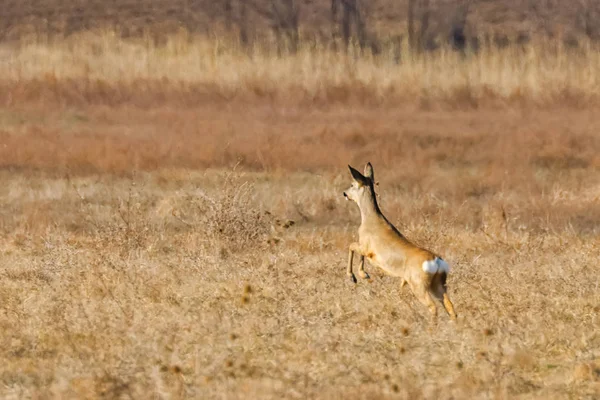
left=364, top=162, right=374, bottom=181
left=348, top=165, right=369, bottom=186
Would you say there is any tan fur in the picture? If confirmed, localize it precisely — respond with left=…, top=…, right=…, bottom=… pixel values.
left=343, top=162, right=457, bottom=320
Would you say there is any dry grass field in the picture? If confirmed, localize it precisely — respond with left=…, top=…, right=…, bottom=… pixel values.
left=1, top=29, right=600, bottom=399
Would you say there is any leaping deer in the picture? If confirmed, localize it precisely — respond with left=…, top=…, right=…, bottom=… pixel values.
left=343, top=162, right=457, bottom=320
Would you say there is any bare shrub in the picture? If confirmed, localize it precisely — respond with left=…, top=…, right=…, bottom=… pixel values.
left=183, top=173, right=272, bottom=256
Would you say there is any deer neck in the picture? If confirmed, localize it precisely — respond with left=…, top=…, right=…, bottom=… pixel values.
left=357, top=186, right=383, bottom=225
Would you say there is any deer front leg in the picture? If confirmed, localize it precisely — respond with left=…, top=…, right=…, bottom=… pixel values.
left=357, top=255, right=370, bottom=280
left=347, top=242, right=362, bottom=283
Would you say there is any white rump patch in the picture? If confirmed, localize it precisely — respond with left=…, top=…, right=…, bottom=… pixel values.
left=422, top=257, right=450, bottom=274
left=437, top=258, right=450, bottom=273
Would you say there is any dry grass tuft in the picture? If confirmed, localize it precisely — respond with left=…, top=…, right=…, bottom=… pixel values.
left=572, top=361, right=600, bottom=383
left=183, top=171, right=273, bottom=257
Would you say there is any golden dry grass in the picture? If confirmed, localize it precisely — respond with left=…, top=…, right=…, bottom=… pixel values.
left=1, top=33, right=600, bottom=399
left=2, top=31, right=600, bottom=109
left=2, top=164, right=600, bottom=399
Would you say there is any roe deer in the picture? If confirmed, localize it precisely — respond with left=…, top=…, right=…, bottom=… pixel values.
left=343, top=162, right=457, bottom=320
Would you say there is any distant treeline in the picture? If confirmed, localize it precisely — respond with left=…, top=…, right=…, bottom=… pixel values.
left=1, top=0, right=600, bottom=52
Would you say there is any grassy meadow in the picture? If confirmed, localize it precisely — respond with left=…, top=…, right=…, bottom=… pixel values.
left=0, top=31, right=599, bottom=399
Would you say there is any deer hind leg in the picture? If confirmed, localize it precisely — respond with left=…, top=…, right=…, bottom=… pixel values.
left=430, top=273, right=457, bottom=320
left=442, top=294, right=457, bottom=320
left=409, top=280, right=438, bottom=321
